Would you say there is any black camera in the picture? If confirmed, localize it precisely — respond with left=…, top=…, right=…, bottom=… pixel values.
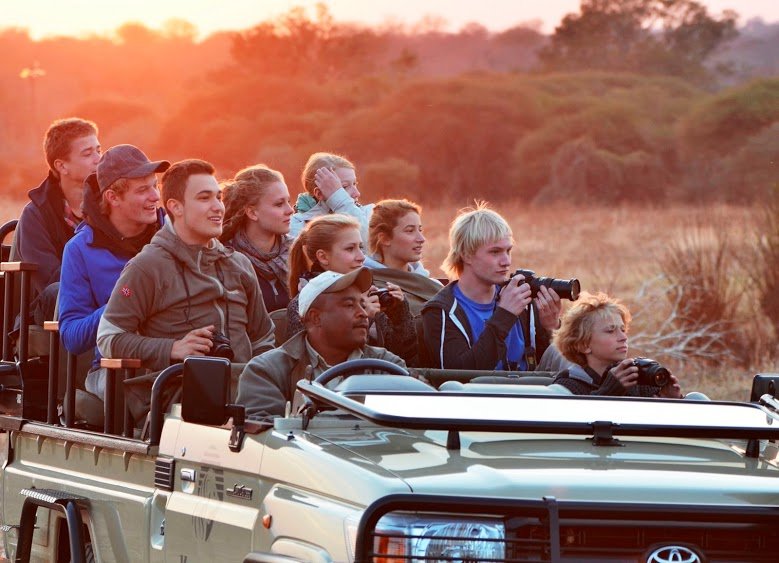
left=633, top=357, right=671, bottom=387
left=208, top=332, right=235, bottom=361
left=369, top=288, right=394, bottom=308
left=509, top=269, right=581, bottom=301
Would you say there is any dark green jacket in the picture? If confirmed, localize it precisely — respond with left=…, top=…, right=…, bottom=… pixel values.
left=237, top=330, right=405, bottom=421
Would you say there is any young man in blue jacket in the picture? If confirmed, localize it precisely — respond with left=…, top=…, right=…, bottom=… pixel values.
left=421, top=203, right=562, bottom=371
left=59, top=144, right=169, bottom=397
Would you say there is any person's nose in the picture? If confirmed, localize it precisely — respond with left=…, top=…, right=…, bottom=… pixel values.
left=214, top=198, right=225, bottom=213
left=355, top=248, right=365, bottom=263
left=417, top=230, right=426, bottom=243
left=351, top=185, right=361, bottom=199
left=149, top=187, right=161, bottom=203
left=284, top=202, right=294, bottom=216
left=356, top=301, right=368, bottom=319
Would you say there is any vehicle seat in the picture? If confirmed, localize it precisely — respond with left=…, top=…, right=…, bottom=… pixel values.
left=438, top=380, right=572, bottom=395
left=335, top=374, right=437, bottom=395
left=74, top=389, right=104, bottom=428
left=470, top=374, right=555, bottom=386
left=269, top=309, right=288, bottom=347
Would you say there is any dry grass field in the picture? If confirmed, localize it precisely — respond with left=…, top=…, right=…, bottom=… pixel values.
left=2, top=197, right=773, bottom=401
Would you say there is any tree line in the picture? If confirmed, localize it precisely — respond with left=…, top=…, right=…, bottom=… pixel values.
left=0, top=1, right=776, bottom=205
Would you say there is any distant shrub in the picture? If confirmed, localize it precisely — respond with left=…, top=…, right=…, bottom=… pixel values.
left=658, top=222, right=748, bottom=364
left=747, top=185, right=779, bottom=345
left=534, top=137, right=667, bottom=204
left=678, top=78, right=779, bottom=157
left=360, top=158, right=421, bottom=202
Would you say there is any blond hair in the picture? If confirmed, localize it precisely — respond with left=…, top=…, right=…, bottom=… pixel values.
left=300, top=152, right=355, bottom=196
left=368, top=199, right=422, bottom=259
left=553, top=291, right=632, bottom=366
left=441, top=202, right=512, bottom=279
left=288, top=214, right=361, bottom=297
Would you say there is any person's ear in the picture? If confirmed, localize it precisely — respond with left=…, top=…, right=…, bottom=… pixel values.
left=307, top=307, right=322, bottom=328
left=245, top=205, right=259, bottom=222
left=312, top=187, right=324, bottom=201
left=166, top=198, right=184, bottom=219
left=104, top=188, right=124, bottom=208
left=315, top=248, right=329, bottom=269
left=377, top=231, right=392, bottom=249
left=53, top=158, right=68, bottom=177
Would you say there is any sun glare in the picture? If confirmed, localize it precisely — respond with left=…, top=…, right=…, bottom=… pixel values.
left=6, top=0, right=778, bottom=40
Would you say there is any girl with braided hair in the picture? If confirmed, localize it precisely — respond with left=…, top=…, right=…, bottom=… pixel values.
left=221, top=164, right=294, bottom=312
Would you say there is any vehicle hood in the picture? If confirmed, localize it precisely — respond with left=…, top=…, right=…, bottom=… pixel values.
left=264, top=424, right=779, bottom=507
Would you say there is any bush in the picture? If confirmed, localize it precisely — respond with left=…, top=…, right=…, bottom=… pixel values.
left=534, top=137, right=667, bottom=203
left=359, top=158, right=421, bottom=202
left=657, top=220, right=749, bottom=364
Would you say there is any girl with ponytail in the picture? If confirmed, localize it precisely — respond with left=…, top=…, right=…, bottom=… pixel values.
left=286, top=214, right=418, bottom=365
left=221, top=164, right=294, bottom=312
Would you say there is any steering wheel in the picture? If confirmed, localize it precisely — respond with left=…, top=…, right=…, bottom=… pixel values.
left=314, top=358, right=410, bottom=387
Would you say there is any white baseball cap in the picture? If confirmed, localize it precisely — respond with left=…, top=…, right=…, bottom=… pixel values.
left=298, top=267, right=373, bottom=318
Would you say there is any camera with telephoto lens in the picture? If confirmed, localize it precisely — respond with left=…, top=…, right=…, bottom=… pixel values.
left=369, top=288, right=394, bottom=308
left=633, top=357, right=671, bottom=387
left=507, top=269, right=581, bottom=301
left=208, top=332, right=234, bottom=361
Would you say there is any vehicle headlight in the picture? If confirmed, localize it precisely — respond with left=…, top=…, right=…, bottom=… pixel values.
left=371, top=514, right=505, bottom=562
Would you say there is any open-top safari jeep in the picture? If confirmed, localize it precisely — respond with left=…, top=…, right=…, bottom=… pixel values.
left=2, top=218, right=779, bottom=562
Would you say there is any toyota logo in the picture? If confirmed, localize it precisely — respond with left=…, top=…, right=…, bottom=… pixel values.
left=646, top=545, right=702, bottom=563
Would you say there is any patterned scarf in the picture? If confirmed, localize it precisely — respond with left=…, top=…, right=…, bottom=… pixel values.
left=233, top=228, right=291, bottom=289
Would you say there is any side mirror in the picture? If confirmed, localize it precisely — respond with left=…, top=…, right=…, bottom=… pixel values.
left=182, top=357, right=245, bottom=451
left=182, top=357, right=230, bottom=424
left=750, top=373, right=779, bottom=403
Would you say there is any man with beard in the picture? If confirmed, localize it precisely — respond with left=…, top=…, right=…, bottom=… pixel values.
left=59, top=144, right=169, bottom=398
left=237, top=267, right=406, bottom=421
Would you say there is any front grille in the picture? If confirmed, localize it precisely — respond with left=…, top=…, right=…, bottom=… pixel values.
left=154, top=457, right=175, bottom=491
left=355, top=494, right=779, bottom=562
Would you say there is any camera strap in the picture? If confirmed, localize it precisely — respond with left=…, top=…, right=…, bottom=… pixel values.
left=174, top=256, right=230, bottom=335
left=215, top=262, right=230, bottom=336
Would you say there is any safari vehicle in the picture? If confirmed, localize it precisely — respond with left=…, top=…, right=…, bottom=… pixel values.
left=2, top=221, right=779, bottom=562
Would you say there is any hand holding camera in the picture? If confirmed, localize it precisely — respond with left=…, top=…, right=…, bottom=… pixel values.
left=497, top=275, right=533, bottom=316
left=362, top=287, right=383, bottom=319
left=367, top=282, right=403, bottom=312
left=610, top=357, right=682, bottom=397
left=171, top=325, right=217, bottom=361
left=632, top=357, right=682, bottom=398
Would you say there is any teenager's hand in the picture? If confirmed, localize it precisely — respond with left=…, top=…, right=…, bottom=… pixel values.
left=535, top=285, right=562, bottom=331
left=609, top=358, right=639, bottom=389
left=313, top=167, right=341, bottom=200
left=171, top=325, right=214, bottom=360
left=381, top=282, right=404, bottom=311
left=362, top=287, right=382, bottom=320
left=657, top=373, right=683, bottom=398
left=497, top=275, right=533, bottom=316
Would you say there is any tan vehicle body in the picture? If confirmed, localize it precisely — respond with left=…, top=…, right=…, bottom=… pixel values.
left=3, top=378, right=779, bottom=563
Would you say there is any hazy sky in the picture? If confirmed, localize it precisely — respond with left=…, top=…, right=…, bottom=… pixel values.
left=3, top=0, right=776, bottom=39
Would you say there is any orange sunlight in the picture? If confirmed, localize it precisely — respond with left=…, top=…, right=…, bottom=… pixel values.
left=5, top=0, right=777, bottom=39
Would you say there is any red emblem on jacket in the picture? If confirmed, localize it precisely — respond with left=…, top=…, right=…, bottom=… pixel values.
left=120, top=285, right=132, bottom=297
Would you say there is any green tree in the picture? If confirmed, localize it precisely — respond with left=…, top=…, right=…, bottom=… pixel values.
left=540, top=0, right=738, bottom=81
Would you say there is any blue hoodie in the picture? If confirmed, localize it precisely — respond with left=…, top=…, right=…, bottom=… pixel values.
left=59, top=174, right=164, bottom=367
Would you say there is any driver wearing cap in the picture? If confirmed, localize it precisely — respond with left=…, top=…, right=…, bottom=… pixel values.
left=237, top=266, right=406, bottom=421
